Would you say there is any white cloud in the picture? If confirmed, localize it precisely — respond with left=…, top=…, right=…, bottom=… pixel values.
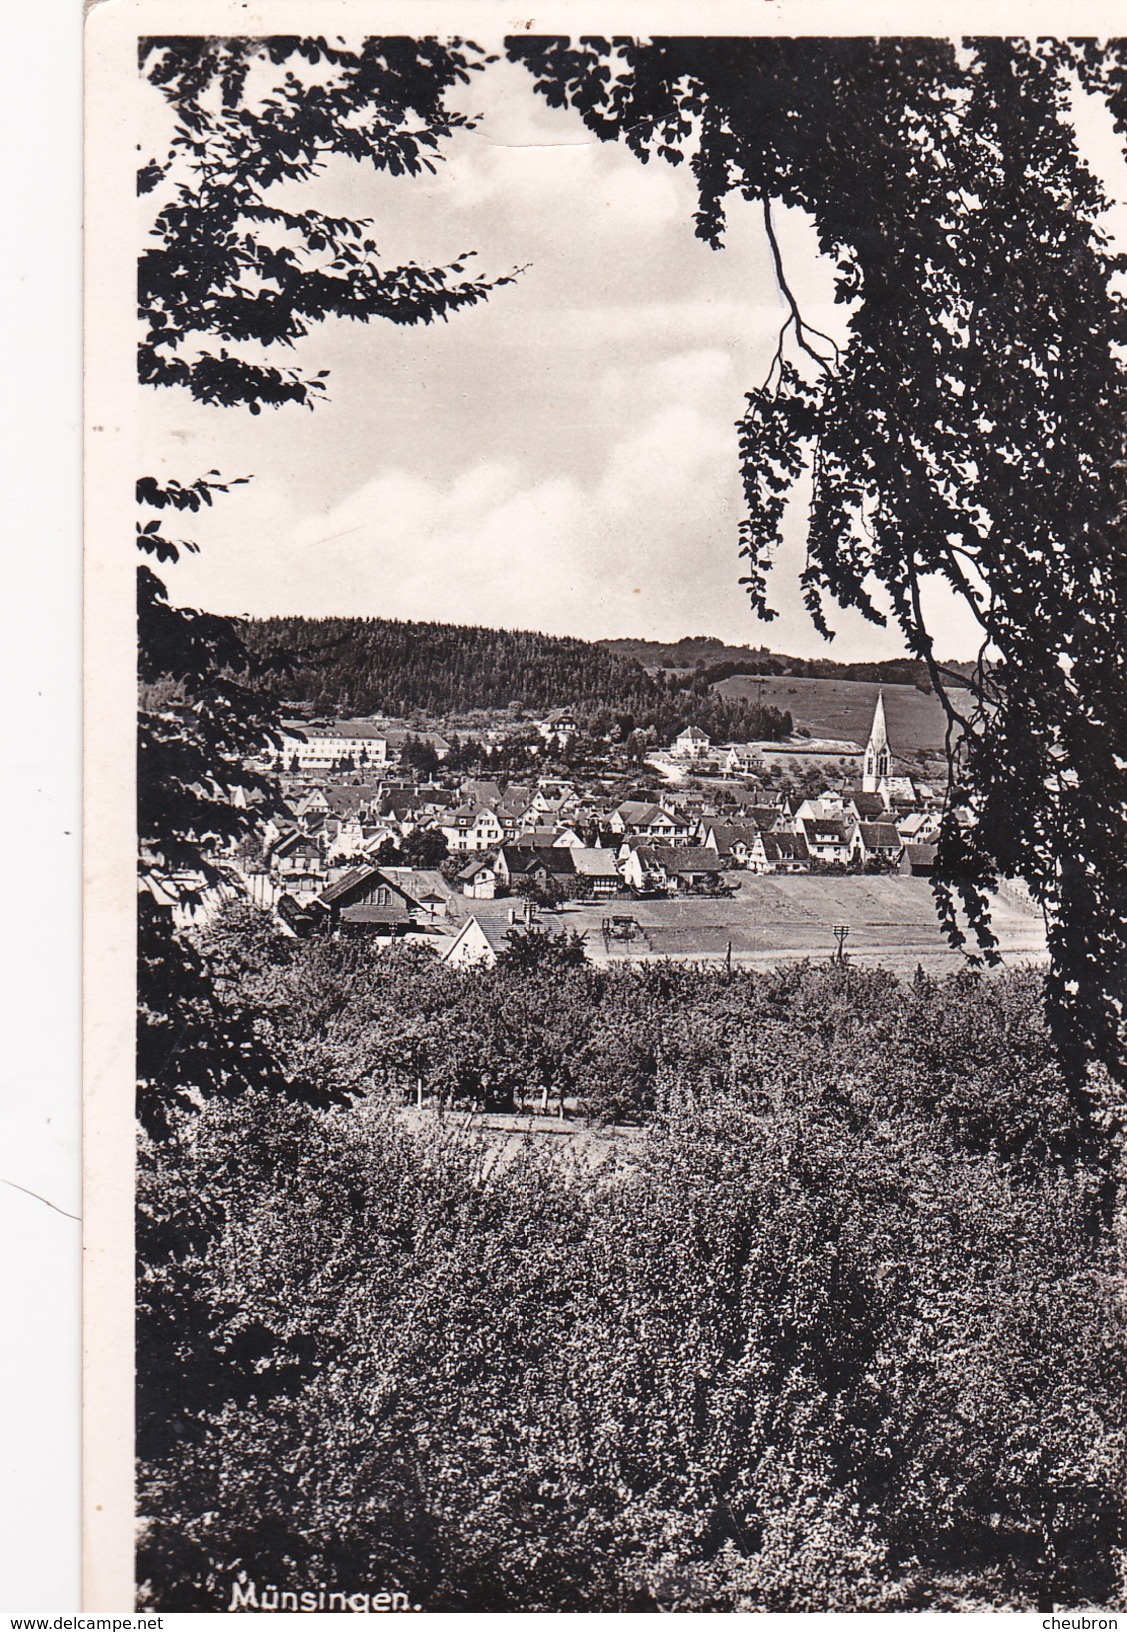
left=169, top=346, right=739, bottom=636
left=145, top=55, right=978, bottom=663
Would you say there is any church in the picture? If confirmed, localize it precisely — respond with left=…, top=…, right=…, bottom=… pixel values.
left=862, top=692, right=893, bottom=793
left=860, top=692, right=929, bottom=805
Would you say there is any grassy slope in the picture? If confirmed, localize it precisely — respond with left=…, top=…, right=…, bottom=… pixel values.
left=714, top=673, right=953, bottom=754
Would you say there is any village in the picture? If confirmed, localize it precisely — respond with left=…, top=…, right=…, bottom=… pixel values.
left=188, top=693, right=1047, bottom=975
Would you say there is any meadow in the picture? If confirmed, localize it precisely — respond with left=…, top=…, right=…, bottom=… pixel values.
left=713, top=673, right=955, bottom=753
left=521, top=876, right=1048, bottom=976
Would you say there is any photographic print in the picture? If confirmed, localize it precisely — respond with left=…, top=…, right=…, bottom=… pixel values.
left=84, top=1, right=1126, bottom=1612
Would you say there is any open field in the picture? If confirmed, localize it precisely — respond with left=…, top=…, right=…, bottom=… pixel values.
left=714, top=673, right=956, bottom=754
left=541, top=875, right=1046, bottom=975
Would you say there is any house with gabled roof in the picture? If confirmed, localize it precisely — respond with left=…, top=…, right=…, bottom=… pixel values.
left=316, top=866, right=421, bottom=936
left=798, top=817, right=851, bottom=866
left=294, top=788, right=332, bottom=820
left=537, top=706, right=579, bottom=744
left=495, top=796, right=537, bottom=837
left=459, top=856, right=499, bottom=900
left=440, top=900, right=558, bottom=968
left=899, top=841, right=938, bottom=876
left=268, top=831, right=325, bottom=893
left=896, top=809, right=940, bottom=843
left=378, top=791, right=426, bottom=828
left=281, top=719, right=389, bottom=774
left=459, top=778, right=504, bottom=807
left=441, top=915, right=505, bottom=969
left=495, top=845, right=578, bottom=895
left=569, top=846, right=623, bottom=897
left=607, top=801, right=689, bottom=844
left=513, top=825, right=584, bottom=850
left=849, top=821, right=902, bottom=867
left=672, top=725, right=711, bottom=760
left=323, top=784, right=382, bottom=820
left=379, top=866, right=457, bottom=918
left=702, top=822, right=766, bottom=867
left=748, top=831, right=810, bottom=873
left=440, top=804, right=505, bottom=853
left=846, top=789, right=890, bottom=821
left=884, top=777, right=922, bottom=807
left=621, top=845, right=727, bottom=894
left=722, top=743, right=764, bottom=776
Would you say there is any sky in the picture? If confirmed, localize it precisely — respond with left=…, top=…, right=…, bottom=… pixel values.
left=139, top=48, right=985, bottom=661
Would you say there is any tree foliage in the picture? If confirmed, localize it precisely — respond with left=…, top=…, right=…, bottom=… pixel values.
left=506, top=34, right=1127, bottom=1096
left=135, top=36, right=521, bottom=1134
left=139, top=35, right=513, bottom=412
left=136, top=951, right=1125, bottom=1611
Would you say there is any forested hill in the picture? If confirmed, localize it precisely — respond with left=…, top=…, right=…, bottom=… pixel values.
left=603, top=635, right=975, bottom=689
left=239, top=616, right=793, bottom=742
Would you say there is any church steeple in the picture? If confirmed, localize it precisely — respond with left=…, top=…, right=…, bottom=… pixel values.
left=862, top=691, right=892, bottom=793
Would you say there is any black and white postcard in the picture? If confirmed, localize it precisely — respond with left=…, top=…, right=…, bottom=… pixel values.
left=85, top=0, right=1127, bottom=1613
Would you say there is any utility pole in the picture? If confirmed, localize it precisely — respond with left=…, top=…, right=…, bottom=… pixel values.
left=832, top=923, right=850, bottom=964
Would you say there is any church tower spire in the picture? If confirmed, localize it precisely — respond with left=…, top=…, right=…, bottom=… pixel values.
left=862, top=691, right=892, bottom=793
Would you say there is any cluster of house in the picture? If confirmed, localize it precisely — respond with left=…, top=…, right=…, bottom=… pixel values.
left=232, top=695, right=945, bottom=942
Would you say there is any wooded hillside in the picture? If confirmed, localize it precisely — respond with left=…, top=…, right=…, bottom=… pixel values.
left=240, top=615, right=793, bottom=742
left=602, top=635, right=976, bottom=689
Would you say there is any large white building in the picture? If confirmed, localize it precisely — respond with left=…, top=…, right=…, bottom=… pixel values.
left=280, top=721, right=389, bottom=774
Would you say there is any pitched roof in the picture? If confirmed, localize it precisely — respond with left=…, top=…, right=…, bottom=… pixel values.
left=570, top=846, right=621, bottom=877
left=380, top=867, right=456, bottom=903
left=848, top=791, right=888, bottom=819
left=324, top=784, right=381, bottom=811
left=460, top=780, right=504, bottom=804
left=499, top=844, right=576, bottom=876
left=271, top=830, right=322, bottom=857
left=443, top=901, right=567, bottom=957
left=444, top=804, right=501, bottom=826
left=379, top=793, right=424, bottom=820
left=764, top=831, right=810, bottom=860
left=706, top=822, right=763, bottom=853
left=458, top=856, right=496, bottom=881
left=855, top=822, right=901, bottom=848
left=648, top=846, right=726, bottom=874
left=613, top=800, right=669, bottom=825
left=800, top=818, right=850, bottom=845
left=319, top=866, right=418, bottom=909
left=515, top=825, right=580, bottom=847
left=380, top=727, right=451, bottom=750
left=283, top=720, right=388, bottom=742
